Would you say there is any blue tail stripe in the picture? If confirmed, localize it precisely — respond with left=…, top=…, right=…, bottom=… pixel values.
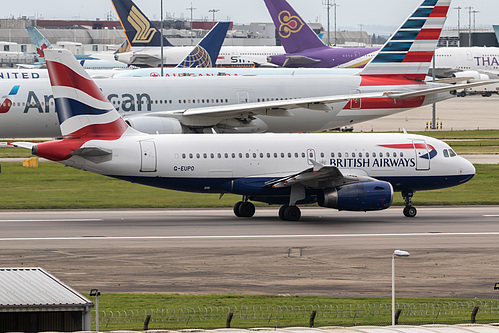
left=383, top=42, right=413, bottom=52
left=55, top=98, right=112, bottom=123
left=421, top=0, right=438, bottom=6
left=401, top=19, right=426, bottom=30
left=411, top=8, right=433, bottom=18
left=371, top=53, right=406, bottom=63
left=391, top=30, right=420, bottom=41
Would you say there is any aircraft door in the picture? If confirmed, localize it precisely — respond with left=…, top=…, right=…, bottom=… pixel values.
left=413, top=139, right=430, bottom=171
left=306, top=149, right=316, bottom=165
left=140, top=140, right=157, bottom=172
left=349, top=89, right=361, bottom=109
left=237, top=91, right=249, bottom=103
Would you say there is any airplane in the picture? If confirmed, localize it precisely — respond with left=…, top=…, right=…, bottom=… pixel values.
left=111, top=0, right=284, bottom=67
left=14, top=48, right=476, bottom=220
left=0, top=0, right=493, bottom=139
left=264, top=0, right=379, bottom=68
left=26, top=26, right=131, bottom=70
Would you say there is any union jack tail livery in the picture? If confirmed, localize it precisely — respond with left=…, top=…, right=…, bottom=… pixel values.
left=360, top=0, right=451, bottom=81
left=45, top=49, right=132, bottom=141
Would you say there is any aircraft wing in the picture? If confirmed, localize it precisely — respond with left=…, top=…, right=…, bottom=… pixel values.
left=264, top=160, right=375, bottom=189
left=283, top=56, right=321, bottom=67
left=12, top=142, right=36, bottom=150
left=147, top=91, right=387, bottom=119
left=386, top=80, right=499, bottom=100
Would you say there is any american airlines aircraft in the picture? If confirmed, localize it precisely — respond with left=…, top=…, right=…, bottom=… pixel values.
left=15, top=49, right=476, bottom=220
left=1, top=0, right=491, bottom=138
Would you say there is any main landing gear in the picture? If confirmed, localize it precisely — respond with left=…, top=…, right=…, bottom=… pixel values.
left=278, top=205, right=301, bottom=221
left=233, top=196, right=255, bottom=218
left=402, top=191, right=417, bottom=218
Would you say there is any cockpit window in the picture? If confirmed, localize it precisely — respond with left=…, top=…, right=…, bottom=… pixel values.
left=449, top=149, right=457, bottom=157
left=443, top=149, right=449, bottom=158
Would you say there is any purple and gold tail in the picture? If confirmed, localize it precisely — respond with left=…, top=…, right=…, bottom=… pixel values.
left=45, top=49, right=129, bottom=140
left=360, top=0, right=451, bottom=81
left=264, top=0, right=327, bottom=53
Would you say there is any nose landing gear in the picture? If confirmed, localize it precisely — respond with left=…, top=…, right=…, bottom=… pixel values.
left=402, top=191, right=417, bottom=217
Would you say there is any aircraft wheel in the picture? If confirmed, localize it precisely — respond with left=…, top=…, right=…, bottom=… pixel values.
left=284, top=206, right=301, bottom=221
left=233, top=201, right=243, bottom=217
left=238, top=201, right=255, bottom=218
left=403, top=206, right=417, bottom=218
left=278, top=205, right=289, bottom=220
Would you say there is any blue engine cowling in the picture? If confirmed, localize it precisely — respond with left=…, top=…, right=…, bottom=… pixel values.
left=317, top=181, right=393, bottom=211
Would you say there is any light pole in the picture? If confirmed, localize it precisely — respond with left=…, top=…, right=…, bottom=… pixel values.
left=90, top=289, right=101, bottom=332
left=466, top=6, right=473, bottom=47
left=208, top=9, right=220, bottom=28
left=453, top=6, right=462, bottom=46
left=392, top=250, right=410, bottom=326
left=186, top=3, right=197, bottom=46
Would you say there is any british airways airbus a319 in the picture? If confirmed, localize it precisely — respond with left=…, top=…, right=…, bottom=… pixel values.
left=14, top=49, right=475, bottom=220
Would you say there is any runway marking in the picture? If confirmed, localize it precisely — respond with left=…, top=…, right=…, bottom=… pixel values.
left=0, top=219, right=103, bottom=222
left=483, top=215, right=499, bottom=217
left=1, top=232, right=499, bottom=241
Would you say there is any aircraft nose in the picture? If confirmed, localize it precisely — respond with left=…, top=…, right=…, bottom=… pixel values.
left=458, top=156, right=476, bottom=178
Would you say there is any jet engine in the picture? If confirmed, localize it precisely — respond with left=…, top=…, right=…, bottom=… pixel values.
left=317, top=181, right=393, bottom=211
left=452, top=71, right=490, bottom=82
left=125, top=117, right=184, bottom=134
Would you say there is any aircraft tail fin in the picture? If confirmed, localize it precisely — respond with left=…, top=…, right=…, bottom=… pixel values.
left=177, top=22, right=230, bottom=68
left=264, top=0, right=327, bottom=53
left=44, top=49, right=130, bottom=140
left=114, top=39, right=131, bottom=54
left=360, top=0, right=451, bottom=81
left=26, top=26, right=53, bottom=60
left=110, top=0, right=173, bottom=47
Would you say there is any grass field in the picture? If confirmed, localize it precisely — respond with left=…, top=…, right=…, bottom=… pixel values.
left=0, top=162, right=498, bottom=209
left=85, top=293, right=499, bottom=330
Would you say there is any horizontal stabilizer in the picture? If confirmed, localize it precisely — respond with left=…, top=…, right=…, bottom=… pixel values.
left=282, top=56, right=321, bottom=67
left=386, top=80, right=499, bottom=100
left=71, top=147, right=112, bottom=157
left=12, top=142, right=36, bottom=150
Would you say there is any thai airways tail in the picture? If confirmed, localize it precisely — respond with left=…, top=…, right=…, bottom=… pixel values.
left=264, top=0, right=327, bottom=53
left=26, top=26, right=53, bottom=61
left=360, top=0, right=451, bottom=81
left=177, top=22, right=230, bottom=68
left=111, top=0, right=173, bottom=47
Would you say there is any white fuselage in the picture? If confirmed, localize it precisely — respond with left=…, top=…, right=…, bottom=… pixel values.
left=61, top=132, right=475, bottom=198
left=0, top=75, right=453, bottom=138
left=435, top=47, right=499, bottom=78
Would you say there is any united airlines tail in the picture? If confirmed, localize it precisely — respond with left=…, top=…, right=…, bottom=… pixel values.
left=264, top=0, right=327, bottom=53
left=360, top=0, right=451, bottom=81
left=177, top=22, right=230, bottom=68
left=111, top=0, right=173, bottom=47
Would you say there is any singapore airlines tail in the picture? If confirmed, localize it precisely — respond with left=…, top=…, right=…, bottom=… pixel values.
left=360, top=0, right=450, bottom=81
left=264, top=0, right=327, bottom=53
left=111, top=0, right=173, bottom=47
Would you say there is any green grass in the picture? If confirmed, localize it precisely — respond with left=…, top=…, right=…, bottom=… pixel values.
left=0, top=162, right=498, bottom=209
left=85, top=294, right=499, bottom=330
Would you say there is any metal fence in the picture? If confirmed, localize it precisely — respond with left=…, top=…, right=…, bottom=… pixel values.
left=94, top=300, right=499, bottom=328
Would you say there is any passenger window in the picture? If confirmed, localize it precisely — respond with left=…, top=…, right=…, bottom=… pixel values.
left=225, top=153, right=229, bottom=158
left=239, top=153, right=243, bottom=158
left=210, top=153, right=214, bottom=158
left=260, top=153, right=264, bottom=158
left=366, top=152, right=369, bottom=158
left=338, top=153, right=342, bottom=158
left=331, top=152, right=335, bottom=158
left=189, top=153, right=193, bottom=159
left=393, top=152, right=397, bottom=157
left=267, top=153, right=271, bottom=158
left=217, top=153, right=222, bottom=158
left=232, top=153, right=236, bottom=158
left=379, top=152, right=383, bottom=157
left=400, top=152, right=403, bottom=157
left=302, top=152, right=305, bottom=158
left=281, top=153, right=285, bottom=158
left=288, top=153, right=292, bottom=158
left=352, top=153, right=356, bottom=158
left=320, top=152, right=324, bottom=158
left=345, top=153, right=349, bottom=158
left=196, top=153, right=200, bottom=159
left=203, top=153, right=207, bottom=159
left=359, top=152, right=362, bottom=158
left=246, top=153, right=250, bottom=158
left=274, top=153, right=278, bottom=158
left=252, top=153, right=256, bottom=158
left=182, top=153, right=186, bottom=159
left=372, top=152, right=376, bottom=158
left=295, top=152, right=298, bottom=158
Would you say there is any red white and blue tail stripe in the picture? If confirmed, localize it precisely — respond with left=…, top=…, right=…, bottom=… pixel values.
left=45, top=49, right=130, bottom=140
left=360, top=0, right=450, bottom=81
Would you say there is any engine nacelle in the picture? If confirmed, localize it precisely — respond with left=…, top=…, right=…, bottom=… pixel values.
left=453, top=71, right=490, bottom=82
left=317, top=181, right=393, bottom=211
left=125, top=117, right=184, bottom=134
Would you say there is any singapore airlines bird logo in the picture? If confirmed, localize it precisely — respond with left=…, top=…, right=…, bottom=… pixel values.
left=128, top=6, right=156, bottom=43
left=278, top=10, right=305, bottom=39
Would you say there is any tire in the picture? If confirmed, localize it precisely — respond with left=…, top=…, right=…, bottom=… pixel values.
left=279, top=205, right=288, bottom=220
left=233, top=201, right=243, bottom=217
left=238, top=202, right=255, bottom=218
left=403, top=206, right=417, bottom=218
left=284, top=206, right=301, bottom=221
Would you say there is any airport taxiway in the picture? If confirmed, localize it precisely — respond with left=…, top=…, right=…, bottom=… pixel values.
left=1, top=207, right=499, bottom=298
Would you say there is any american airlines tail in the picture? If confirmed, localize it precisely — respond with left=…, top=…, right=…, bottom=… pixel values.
left=177, top=22, right=230, bottom=68
left=111, top=0, right=173, bottom=47
left=264, top=0, right=327, bottom=53
left=360, top=0, right=451, bottom=81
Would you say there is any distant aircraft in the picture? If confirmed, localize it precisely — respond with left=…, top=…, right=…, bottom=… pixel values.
left=111, top=0, right=283, bottom=67
left=26, top=26, right=130, bottom=70
left=264, top=0, right=378, bottom=68
left=0, top=0, right=492, bottom=138
left=14, top=49, right=476, bottom=220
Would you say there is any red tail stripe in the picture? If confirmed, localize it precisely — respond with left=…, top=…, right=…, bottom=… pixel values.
left=403, top=51, right=435, bottom=63
left=429, top=6, right=449, bottom=17
left=360, top=75, right=427, bottom=86
left=416, top=28, right=442, bottom=40
left=46, top=60, right=109, bottom=103
left=62, top=118, right=128, bottom=140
